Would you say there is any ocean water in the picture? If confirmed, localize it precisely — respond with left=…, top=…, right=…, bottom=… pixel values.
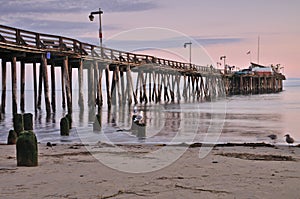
left=0, top=78, right=299, bottom=145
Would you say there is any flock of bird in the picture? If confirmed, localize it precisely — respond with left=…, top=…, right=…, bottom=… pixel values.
left=267, top=133, right=295, bottom=146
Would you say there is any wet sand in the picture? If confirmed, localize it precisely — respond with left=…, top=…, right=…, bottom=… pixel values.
left=0, top=143, right=299, bottom=199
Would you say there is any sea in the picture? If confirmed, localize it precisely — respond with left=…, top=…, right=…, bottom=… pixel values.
left=0, top=78, right=299, bottom=146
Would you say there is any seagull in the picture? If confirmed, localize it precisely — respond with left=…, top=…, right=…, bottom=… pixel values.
left=284, top=134, right=295, bottom=146
left=134, top=111, right=144, bottom=124
left=267, top=134, right=277, bottom=141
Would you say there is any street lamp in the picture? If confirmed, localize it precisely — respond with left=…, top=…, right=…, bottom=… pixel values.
left=184, top=42, right=192, bottom=67
left=220, top=56, right=226, bottom=73
left=89, top=8, right=103, bottom=47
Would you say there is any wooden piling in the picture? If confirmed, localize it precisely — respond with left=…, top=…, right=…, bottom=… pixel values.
left=120, top=70, right=125, bottom=104
left=23, top=113, right=33, bottom=130
left=37, top=63, right=43, bottom=110
left=7, top=130, right=17, bottom=145
left=32, top=62, right=38, bottom=112
left=126, top=67, right=132, bottom=105
left=20, top=61, right=25, bottom=112
left=105, top=65, right=111, bottom=107
left=41, top=54, right=51, bottom=115
left=61, top=66, right=66, bottom=109
left=11, top=57, right=17, bottom=115
left=78, top=59, right=84, bottom=109
left=63, top=56, right=72, bottom=114
left=97, top=67, right=103, bottom=109
left=93, top=61, right=98, bottom=106
left=1, top=59, right=6, bottom=114
left=115, top=65, right=123, bottom=105
left=68, top=62, right=73, bottom=97
left=60, top=117, right=70, bottom=136
left=50, top=63, right=56, bottom=112
left=88, top=62, right=95, bottom=107
left=16, top=131, right=38, bottom=167
left=13, top=114, right=23, bottom=136
left=111, top=69, right=117, bottom=105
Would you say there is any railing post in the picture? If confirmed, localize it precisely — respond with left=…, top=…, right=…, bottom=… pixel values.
left=59, top=37, right=63, bottom=51
left=16, top=29, right=20, bottom=44
left=36, top=33, right=41, bottom=48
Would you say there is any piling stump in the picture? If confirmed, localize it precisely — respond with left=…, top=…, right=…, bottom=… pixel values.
left=60, top=117, right=69, bottom=136
left=136, top=123, right=146, bottom=139
left=131, top=115, right=138, bottom=135
left=16, top=131, right=38, bottom=167
left=13, top=114, right=24, bottom=136
left=7, top=130, right=17, bottom=145
left=66, top=114, right=72, bottom=129
left=23, top=113, right=33, bottom=130
left=93, top=114, right=101, bottom=131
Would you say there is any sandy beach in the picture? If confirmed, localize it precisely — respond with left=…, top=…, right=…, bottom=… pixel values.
left=0, top=143, right=299, bottom=199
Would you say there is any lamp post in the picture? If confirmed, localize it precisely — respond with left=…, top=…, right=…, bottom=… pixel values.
left=89, top=8, right=103, bottom=48
left=220, top=56, right=226, bottom=73
left=184, top=42, right=192, bottom=67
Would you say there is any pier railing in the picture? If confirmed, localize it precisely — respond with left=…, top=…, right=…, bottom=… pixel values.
left=0, top=24, right=221, bottom=74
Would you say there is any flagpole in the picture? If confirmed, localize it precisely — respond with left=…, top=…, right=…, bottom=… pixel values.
left=247, top=51, right=252, bottom=63
left=257, top=36, right=260, bottom=64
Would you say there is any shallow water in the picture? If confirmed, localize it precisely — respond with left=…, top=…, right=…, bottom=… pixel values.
left=0, top=79, right=299, bottom=145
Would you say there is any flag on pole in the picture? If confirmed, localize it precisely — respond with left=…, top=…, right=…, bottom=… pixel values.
left=247, top=51, right=251, bottom=55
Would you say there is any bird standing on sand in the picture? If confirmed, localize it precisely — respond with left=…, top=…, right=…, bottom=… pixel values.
left=284, top=134, right=294, bottom=146
left=267, top=134, right=277, bottom=144
left=267, top=134, right=277, bottom=140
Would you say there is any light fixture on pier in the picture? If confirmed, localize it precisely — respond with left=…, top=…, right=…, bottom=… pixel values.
left=89, top=8, right=104, bottom=47
left=184, top=42, right=192, bottom=67
left=220, top=56, right=227, bottom=73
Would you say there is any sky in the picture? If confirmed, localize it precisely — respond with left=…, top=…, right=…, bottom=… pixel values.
left=0, top=0, right=299, bottom=77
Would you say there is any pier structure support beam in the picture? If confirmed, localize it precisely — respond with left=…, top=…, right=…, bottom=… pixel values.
left=41, top=54, right=51, bottom=116
left=1, top=59, right=7, bottom=114
left=63, top=56, right=72, bottom=114
left=37, top=61, right=43, bottom=110
left=61, top=65, right=66, bottom=109
left=105, top=65, right=111, bottom=107
left=11, top=57, right=17, bottom=115
left=20, top=61, right=25, bottom=112
left=97, top=63, right=103, bottom=109
left=78, top=59, right=84, bottom=109
left=32, top=62, right=38, bottom=112
left=87, top=61, right=95, bottom=107
left=50, top=63, right=56, bottom=112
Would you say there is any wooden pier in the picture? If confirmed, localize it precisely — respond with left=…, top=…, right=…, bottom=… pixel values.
left=0, top=24, right=286, bottom=118
left=0, top=24, right=226, bottom=116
